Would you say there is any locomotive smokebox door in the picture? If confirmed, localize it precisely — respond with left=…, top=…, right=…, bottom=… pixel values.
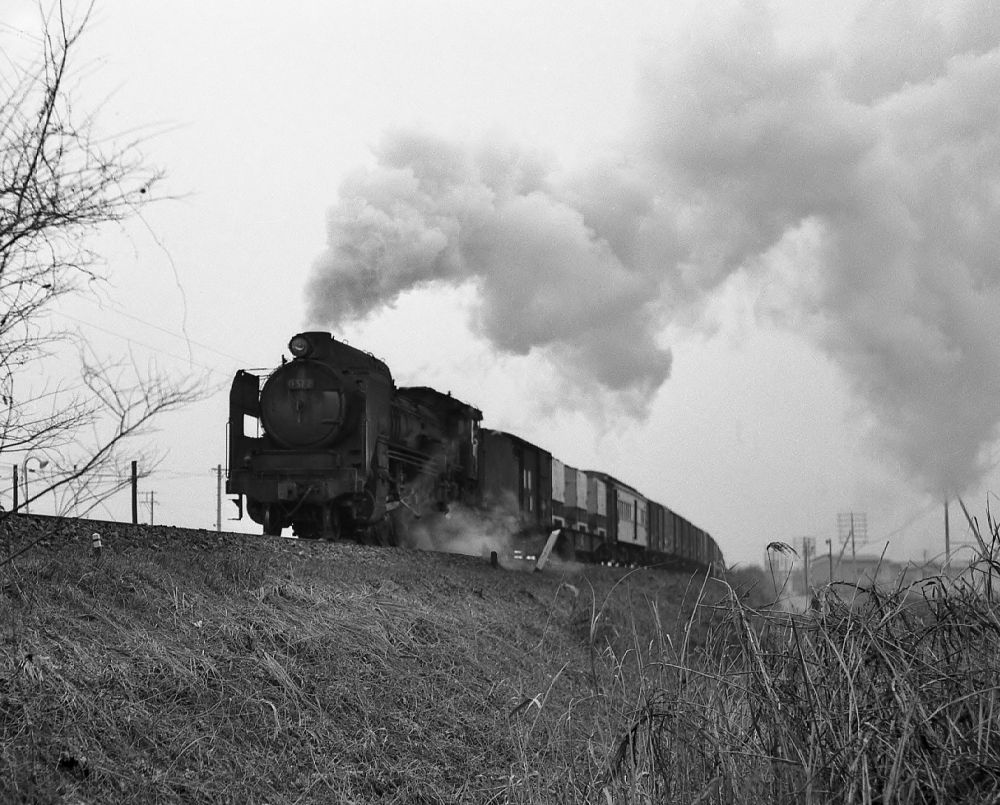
left=260, top=362, right=345, bottom=449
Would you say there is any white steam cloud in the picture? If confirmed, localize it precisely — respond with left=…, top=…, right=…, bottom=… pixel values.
left=307, top=133, right=670, bottom=415
left=307, top=0, right=1000, bottom=496
left=403, top=503, right=520, bottom=567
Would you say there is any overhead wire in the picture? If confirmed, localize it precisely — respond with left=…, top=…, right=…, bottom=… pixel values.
left=2, top=305, right=243, bottom=512
left=77, top=295, right=255, bottom=366
left=53, top=307, right=232, bottom=378
left=878, top=499, right=943, bottom=543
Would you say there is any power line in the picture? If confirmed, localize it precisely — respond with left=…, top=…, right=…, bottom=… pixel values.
left=53, top=308, right=230, bottom=377
left=74, top=296, right=256, bottom=365
left=879, top=499, right=942, bottom=541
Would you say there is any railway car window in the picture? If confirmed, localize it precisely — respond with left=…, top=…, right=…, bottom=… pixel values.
left=523, top=469, right=534, bottom=511
left=243, top=415, right=260, bottom=438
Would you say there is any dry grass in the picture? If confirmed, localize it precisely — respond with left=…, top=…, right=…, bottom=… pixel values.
left=0, top=517, right=708, bottom=804
left=509, top=514, right=1000, bottom=804
left=6, top=511, right=999, bottom=803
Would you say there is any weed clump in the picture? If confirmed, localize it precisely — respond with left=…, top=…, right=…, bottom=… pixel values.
left=508, top=512, right=1000, bottom=804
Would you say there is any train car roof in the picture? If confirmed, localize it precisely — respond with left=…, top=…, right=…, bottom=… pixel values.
left=481, top=428, right=552, bottom=458
left=583, top=470, right=644, bottom=498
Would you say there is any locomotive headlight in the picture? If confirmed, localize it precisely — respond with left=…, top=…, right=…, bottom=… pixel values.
left=288, top=334, right=312, bottom=358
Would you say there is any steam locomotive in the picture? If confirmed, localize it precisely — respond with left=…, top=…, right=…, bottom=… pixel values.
left=226, top=332, right=724, bottom=572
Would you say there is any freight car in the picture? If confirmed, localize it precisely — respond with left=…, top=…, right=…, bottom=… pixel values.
left=227, top=332, right=724, bottom=573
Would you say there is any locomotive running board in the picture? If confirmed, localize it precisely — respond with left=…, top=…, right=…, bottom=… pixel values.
left=534, top=528, right=562, bottom=573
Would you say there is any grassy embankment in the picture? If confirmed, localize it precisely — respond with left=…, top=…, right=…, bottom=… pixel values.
left=0, top=516, right=716, bottom=803
left=2, top=512, right=1000, bottom=803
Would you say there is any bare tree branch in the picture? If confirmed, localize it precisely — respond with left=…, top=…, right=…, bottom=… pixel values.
left=0, top=2, right=207, bottom=536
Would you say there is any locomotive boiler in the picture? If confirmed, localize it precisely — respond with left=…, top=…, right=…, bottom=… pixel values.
left=226, top=332, right=482, bottom=543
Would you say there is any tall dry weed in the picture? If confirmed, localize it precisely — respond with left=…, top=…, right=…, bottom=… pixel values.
left=511, top=514, right=1000, bottom=804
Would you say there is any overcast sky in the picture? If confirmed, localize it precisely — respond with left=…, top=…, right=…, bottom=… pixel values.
left=5, top=0, right=1000, bottom=569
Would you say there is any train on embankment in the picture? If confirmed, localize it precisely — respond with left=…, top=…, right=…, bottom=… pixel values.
left=226, top=331, right=723, bottom=573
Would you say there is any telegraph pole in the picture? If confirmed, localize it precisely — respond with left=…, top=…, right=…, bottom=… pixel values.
left=145, top=491, right=156, bottom=525
left=131, top=461, right=138, bottom=525
left=215, top=464, right=223, bottom=532
left=837, top=512, right=868, bottom=580
left=802, top=536, right=815, bottom=592
left=944, top=497, right=951, bottom=563
left=851, top=512, right=856, bottom=576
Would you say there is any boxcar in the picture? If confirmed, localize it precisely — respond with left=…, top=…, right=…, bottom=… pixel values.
left=478, top=429, right=551, bottom=530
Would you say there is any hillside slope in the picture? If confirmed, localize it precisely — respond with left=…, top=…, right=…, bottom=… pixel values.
left=0, top=515, right=716, bottom=804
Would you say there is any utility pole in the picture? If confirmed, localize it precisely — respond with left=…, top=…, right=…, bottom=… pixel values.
left=145, top=490, right=156, bottom=525
left=131, top=461, right=138, bottom=525
left=826, top=538, right=833, bottom=583
left=215, top=464, right=223, bottom=532
left=11, top=465, right=17, bottom=512
left=944, top=497, right=951, bottom=563
left=802, top=536, right=815, bottom=592
left=837, top=512, right=868, bottom=580
left=851, top=512, right=856, bottom=576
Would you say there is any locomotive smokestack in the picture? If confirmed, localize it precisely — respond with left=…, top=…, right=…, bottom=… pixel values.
left=307, top=0, right=1000, bottom=499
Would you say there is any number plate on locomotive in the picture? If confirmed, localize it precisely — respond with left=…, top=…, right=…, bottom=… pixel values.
left=287, top=378, right=314, bottom=389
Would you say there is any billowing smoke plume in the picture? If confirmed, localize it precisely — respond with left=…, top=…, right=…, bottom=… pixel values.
left=307, top=133, right=670, bottom=415
left=308, top=0, right=1000, bottom=496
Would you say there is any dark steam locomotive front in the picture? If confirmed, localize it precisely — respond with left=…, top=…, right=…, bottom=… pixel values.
left=226, top=332, right=394, bottom=540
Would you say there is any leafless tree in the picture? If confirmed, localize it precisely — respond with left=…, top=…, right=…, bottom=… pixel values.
left=0, top=1, right=205, bottom=527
